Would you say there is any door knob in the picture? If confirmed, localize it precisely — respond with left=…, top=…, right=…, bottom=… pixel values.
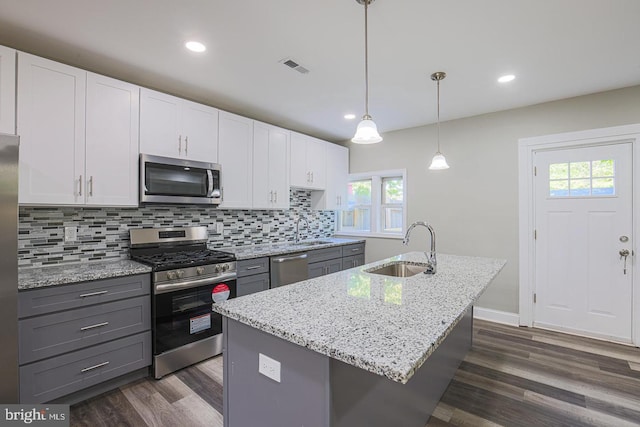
left=619, top=249, right=630, bottom=275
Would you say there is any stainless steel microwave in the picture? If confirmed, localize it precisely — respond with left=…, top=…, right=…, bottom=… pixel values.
left=140, top=154, right=221, bottom=205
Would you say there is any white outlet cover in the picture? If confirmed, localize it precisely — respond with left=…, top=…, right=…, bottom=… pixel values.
left=263, top=224, right=271, bottom=233
left=216, top=223, right=224, bottom=234
left=64, top=226, right=77, bottom=242
left=258, top=353, right=281, bottom=383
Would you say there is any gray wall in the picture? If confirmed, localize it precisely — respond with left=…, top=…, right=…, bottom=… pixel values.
left=346, top=85, right=640, bottom=314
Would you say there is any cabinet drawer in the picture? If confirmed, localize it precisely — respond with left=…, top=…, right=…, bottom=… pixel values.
left=19, top=274, right=150, bottom=318
left=237, top=257, right=269, bottom=278
left=20, top=331, right=151, bottom=404
left=342, top=254, right=365, bottom=270
left=19, top=295, right=151, bottom=364
left=237, top=273, right=270, bottom=296
left=342, top=243, right=365, bottom=257
left=307, top=246, right=343, bottom=264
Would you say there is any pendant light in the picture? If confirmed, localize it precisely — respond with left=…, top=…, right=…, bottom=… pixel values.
left=429, top=71, right=450, bottom=170
left=351, top=0, right=382, bottom=144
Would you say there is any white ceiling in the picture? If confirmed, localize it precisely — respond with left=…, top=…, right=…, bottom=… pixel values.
left=0, top=0, right=638, bottom=143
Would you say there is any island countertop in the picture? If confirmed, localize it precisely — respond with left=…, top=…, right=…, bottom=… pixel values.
left=213, top=252, right=506, bottom=384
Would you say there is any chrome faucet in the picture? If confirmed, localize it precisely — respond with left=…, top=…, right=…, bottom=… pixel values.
left=402, top=221, right=437, bottom=274
left=294, top=216, right=310, bottom=243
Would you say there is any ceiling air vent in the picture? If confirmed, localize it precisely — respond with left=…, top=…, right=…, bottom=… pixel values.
left=281, top=58, right=309, bottom=74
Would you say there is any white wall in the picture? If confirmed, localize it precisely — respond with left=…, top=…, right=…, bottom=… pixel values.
left=345, top=85, right=640, bottom=314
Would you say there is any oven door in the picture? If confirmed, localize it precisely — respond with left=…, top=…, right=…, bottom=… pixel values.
left=153, top=279, right=236, bottom=355
left=140, top=154, right=221, bottom=205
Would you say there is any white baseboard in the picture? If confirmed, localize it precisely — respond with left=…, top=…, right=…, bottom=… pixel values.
left=473, top=307, right=520, bottom=326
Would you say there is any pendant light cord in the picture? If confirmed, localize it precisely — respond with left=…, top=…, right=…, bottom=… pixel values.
left=436, top=78, right=441, bottom=153
left=364, top=0, right=370, bottom=118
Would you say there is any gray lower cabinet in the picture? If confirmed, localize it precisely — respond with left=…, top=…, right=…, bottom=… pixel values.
left=237, top=257, right=270, bottom=296
left=309, top=258, right=343, bottom=279
left=342, top=254, right=365, bottom=270
left=308, top=243, right=366, bottom=279
left=18, top=274, right=152, bottom=403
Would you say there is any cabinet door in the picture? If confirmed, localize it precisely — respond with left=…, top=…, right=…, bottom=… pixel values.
left=290, top=131, right=309, bottom=187
left=139, top=88, right=180, bottom=158
left=252, top=122, right=270, bottom=209
left=17, top=53, right=86, bottom=205
left=85, top=73, right=139, bottom=206
left=0, top=45, right=16, bottom=134
left=218, top=111, right=253, bottom=209
left=312, top=143, right=348, bottom=210
left=269, top=126, right=290, bottom=209
left=237, top=273, right=270, bottom=297
left=181, top=99, right=218, bottom=163
left=308, top=261, right=327, bottom=279
left=306, top=137, right=326, bottom=189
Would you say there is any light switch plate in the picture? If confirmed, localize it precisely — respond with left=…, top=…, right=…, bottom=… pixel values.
left=64, top=226, right=77, bottom=242
left=216, top=223, right=224, bottom=234
left=258, top=353, right=281, bottom=383
left=263, top=224, right=271, bottom=234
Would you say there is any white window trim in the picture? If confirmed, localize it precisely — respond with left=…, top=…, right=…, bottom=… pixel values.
left=336, top=169, right=407, bottom=239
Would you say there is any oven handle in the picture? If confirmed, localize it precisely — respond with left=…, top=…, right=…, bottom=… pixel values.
left=154, top=272, right=237, bottom=295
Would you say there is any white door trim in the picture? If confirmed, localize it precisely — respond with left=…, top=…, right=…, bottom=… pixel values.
left=518, top=123, right=640, bottom=346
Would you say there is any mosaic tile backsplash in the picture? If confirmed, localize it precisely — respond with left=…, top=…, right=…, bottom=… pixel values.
left=19, top=189, right=336, bottom=267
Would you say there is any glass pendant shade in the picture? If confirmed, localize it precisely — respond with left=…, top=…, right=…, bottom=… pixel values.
left=429, top=152, right=450, bottom=170
left=352, top=117, right=383, bottom=144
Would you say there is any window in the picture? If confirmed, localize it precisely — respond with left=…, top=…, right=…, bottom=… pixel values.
left=338, top=170, right=406, bottom=238
left=549, top=159, right=615, bottom=197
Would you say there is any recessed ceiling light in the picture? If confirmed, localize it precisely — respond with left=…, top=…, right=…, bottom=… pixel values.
left=185, top=41, right=206, bottom=53
left=344, top=114, right=356, bottom=120
left=498, top=74, right=516, bottom=83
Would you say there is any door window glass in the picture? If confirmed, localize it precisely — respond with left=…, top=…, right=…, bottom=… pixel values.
left=549, top=159, right=615, bottom=197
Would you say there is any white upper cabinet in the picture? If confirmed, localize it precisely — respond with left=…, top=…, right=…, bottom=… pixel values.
left=312, top=143, right=349, bottom=210
left=218, top=111, right=253, bottom=209
left=0, top=45, right=16, bottom=134
left=253, top=121, right=290, bottom=209
left=290, top=131, right=326, bottom=190
left=140, top=88, right=218, bottom=163
left=18, top=53, right=86, bottom=205
left=18, top=52, right=140, bottom=206
left=85, top=73, right=139, bottom=206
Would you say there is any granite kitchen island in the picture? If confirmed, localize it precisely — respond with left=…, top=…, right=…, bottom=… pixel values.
left=213, top=252, right=506, bottom=427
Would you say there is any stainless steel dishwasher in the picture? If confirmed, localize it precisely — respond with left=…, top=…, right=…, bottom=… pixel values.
left=270, top=252, right=308, bottom=288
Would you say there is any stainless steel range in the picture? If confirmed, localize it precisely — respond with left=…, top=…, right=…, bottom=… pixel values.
left=129, top=226, right=236, bottom=379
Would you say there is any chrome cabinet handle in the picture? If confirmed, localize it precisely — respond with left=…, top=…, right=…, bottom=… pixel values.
left=269, top=191, right=273, bottom=203
left=78, top=175, right=82, bottom=196
left=80, top=321, right=109, bottom=331
left=272, top=254, right=308, bottom=263
left=89, top=176, right=93, bottom=196
left=178, top=135, right=182, bottom=154
left=246, top=265, right=262, bottom=270
left=311, top=172, right=314, bottom=183
left=81, top=361, right=109, bottom=373
left=79, top=290, right=108, bottom=298
left=185, top=136, right=188, bottom=156
left=274, top=191, right=277, bottom=203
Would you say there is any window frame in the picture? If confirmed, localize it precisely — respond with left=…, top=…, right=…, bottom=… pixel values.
left=336, top=169, right=407, bottom=239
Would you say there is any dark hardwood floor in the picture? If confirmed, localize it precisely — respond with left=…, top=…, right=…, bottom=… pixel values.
left=70, top=320, right=640, bottom=426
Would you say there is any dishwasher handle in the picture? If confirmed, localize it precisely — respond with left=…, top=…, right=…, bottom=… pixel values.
left=272, top=253, right=308, bottom=263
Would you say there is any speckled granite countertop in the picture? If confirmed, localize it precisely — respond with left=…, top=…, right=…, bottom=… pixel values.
left=216, top=237, right=366, bottom=260
left=18, top=260, right=152, bottom=290
left=213, top=252, right=506, bottom=384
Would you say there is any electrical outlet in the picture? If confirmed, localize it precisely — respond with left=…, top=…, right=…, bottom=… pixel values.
left=216, top=223, right=224, bottom=234
left=64, top=226, right=77, bottom=242
left=263, top=224, right=271, bottom=234
left=258, top=353, right=281, bottom=383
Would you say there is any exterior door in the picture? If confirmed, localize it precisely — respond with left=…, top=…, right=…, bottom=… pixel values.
left=534, top=142, right=633, bottom=342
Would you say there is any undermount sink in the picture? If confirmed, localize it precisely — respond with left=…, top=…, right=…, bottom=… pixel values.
left=365, top=261, right=429, bottom=278
left=294, top=240, right=331, bottom=247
